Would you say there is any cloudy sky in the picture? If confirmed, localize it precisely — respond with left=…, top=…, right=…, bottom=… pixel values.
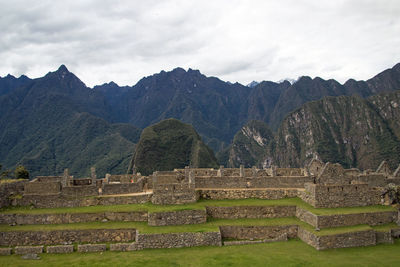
left=0, top=0, right=399, bottom=87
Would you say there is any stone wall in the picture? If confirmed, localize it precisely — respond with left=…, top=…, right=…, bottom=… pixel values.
left=0, top=211, right=147, bottom=225
left=0, top=229, right=136, bottom=246
left=300, top=183, right=381, bottom=208
left=103, top=182, right=143, bottom=195
left=24, top=181, right=61, bottom=195
left=296, top=208, right=396, bottom=229
left=47, top=245, right=74, bottom=254
left=15, top=192, right=152, bottom=208
left=206, top=206, right=296, bottom=219
left=148, top=210, right=206, bottom=226
left=198, top=189, right=298, bottom=200
left=295, top=207, right=318, bottom=227
left=353, top=174, right=387, bottom=187
left=219, top=225, right=298, bottom=239
left=0, top=180, right=27, bottom=208
left=375, top=231, right=394, bottom=244
left=132, top=231, right=222, bottom=250
left=317, top=211, right=396, bottom=228
left=195, top=176, right=313, bottom=189
left=61, top=185, right=98, bottom=198
left=298, top=227, right=376, bottom=250
left=35, top=176, right=62, bottom=182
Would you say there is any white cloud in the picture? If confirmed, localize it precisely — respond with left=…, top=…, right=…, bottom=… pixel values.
left=0, top=0, right=399, bottom=86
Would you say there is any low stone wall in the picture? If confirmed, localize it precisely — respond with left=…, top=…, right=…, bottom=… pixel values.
left=376, top=231, right=394, bottom=244
left=198, top=189, right=298, bottom=200
left=317, top=211, right=396, bottom=228
left=0, top=180, right=27, bottom=208
left=77, top=244, right=107, bottom=253
left=15, top=192, right=152, bottom=208
left=206, top=206, right=296, bottom=219
left=15, top=246, right=43, bottom=255
left=0, top=229, right=136, bottom=246
left=295, top=208, right=396, bottom=229
left=148, top=210, right=206, bottom=226
left=0, top=211, right=147, bottom=225
left=298, top=227, right=376, bottom=250
left=219, top=225, right=298, bottom=239
left=47, top=245, right=74, bottom=254
left=132, top=231, right=222, bottom=250
left=0, top=248, right=12, bottom=255
left=223, top=234, right=288, bottom=246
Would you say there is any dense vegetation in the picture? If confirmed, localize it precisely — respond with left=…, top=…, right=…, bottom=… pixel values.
left=131, top=119, right=218, bottom=175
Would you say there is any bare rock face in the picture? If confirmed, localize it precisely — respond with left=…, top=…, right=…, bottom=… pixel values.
left=227, top=120, right=274, bottom=168
left=273, top=91, right=400, bottom=171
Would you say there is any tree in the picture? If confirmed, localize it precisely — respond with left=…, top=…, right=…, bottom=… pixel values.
left=14, top=165, right=29, bottom=179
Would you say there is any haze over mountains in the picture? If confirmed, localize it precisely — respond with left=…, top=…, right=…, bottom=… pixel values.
left=0, top=63, right=399, bottom=177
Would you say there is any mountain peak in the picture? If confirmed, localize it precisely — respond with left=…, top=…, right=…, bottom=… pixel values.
left=57, top=64, right=69, bottom=73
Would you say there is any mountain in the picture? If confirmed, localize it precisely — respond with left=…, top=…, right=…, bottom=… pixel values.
left=0, top=65, right=141, bottom=178
left=130, top=118, right=218, bottom=175
left=1, top=63, right=400, bottom=176
left=119, top=68, right=251, bottom=151
left=226, top=120, right=274, bottom=168
left=228, top=90, right=400, bottom=170
left=268, top=63, right=400, bottom=130
left=274, top=91, right=400, bottom=170
left=0, top=74, right=31, bottom=96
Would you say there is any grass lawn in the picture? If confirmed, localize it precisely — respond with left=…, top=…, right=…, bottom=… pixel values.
left=0, top=197, right=395, bottom=215
left=0, top=239, right=400, bottom=267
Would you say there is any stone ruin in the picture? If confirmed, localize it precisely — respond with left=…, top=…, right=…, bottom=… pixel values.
left=1, top=160, right=400, bottom=253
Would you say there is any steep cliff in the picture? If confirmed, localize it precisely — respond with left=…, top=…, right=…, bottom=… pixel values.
left=227, top=120, right=274, bottom=168
left=274, top=91, right=400, bottom=170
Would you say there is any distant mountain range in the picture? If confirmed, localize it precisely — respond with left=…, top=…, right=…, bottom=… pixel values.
left=0, top=63, right=399, bottom=177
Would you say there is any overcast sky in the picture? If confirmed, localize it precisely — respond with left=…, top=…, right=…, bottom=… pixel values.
left=0, top=0, right=399, bottom=87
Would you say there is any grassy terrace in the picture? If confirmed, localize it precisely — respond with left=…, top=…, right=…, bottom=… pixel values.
left=0, top=197, right=396, bottom=215
left=0, top=215, right=397, bottom=236
left=1, top=239, right=400, bottom=266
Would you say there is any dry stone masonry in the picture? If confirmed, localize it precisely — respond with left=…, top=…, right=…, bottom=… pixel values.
left=1, top=160, right=400, bottom=254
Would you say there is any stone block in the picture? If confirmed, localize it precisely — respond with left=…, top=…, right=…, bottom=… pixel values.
left=46, top=245, right=74, bottom=254
left=0, top=248, right=12, bottom=255
left=77, top=244, right=106, bottom=253
left=15, top=246, right=43, bottom=255
left=109, top=243, right=132, bottom=252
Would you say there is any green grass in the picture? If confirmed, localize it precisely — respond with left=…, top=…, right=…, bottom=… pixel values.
left=1, top=197, right=395, bottom=215
left=1, top=216, right=397, bottom=237
left=1, top=239, right=400, bottom=267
